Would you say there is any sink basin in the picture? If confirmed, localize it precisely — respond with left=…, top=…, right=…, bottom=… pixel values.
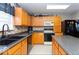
left=0, top=36, right=25, bottom=46
left=9, top=36, right=25, bottom=39
left=0, top=40, right=17, bottom=45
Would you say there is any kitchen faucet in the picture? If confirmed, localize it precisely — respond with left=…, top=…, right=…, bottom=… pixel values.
left=1, top=24, right=10, bottom=38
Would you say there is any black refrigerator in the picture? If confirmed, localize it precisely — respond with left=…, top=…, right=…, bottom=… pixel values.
left=64, top=20, right=76, bottom=36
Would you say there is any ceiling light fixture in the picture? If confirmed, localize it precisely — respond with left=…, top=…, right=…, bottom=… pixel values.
left=47, top=5, right=70, bottom=9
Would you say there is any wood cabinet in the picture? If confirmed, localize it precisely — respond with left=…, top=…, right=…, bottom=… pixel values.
left=59, top=45, right=67, bottom=55
left=14, top=7, right=31, bottom=26
left=53, top=16, right=62, bottom=36
left=52, top=38, right=67, bottom=55
left=32, top=16, right=54, bottom=26
left=21, top=38, right=27, bottom=55
left=28, top=15, right=32, bottom=26
left=55, top=33, right=63, bottom=36
left=54, top=16, right=61, bottom=26
left=13, top=48, right=22, bottom=55
left=8, top=42, right=21, bottom=55
left=31, top=16, right=62, bottom=36
left=52, top=38, right=59, bottom=55
left=32, top=16, right=44, bottom=26
left=32, top=32, right=44, bottom=44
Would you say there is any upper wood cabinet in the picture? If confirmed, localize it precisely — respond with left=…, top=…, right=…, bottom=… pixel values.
left=32, top=16, right=44, bottom=26
left=14, top=7, right=31, bottom=26
left=53, top=16, right=61, bottom=26
left=31, top=16, right=54, bottom=26
left=28, top=15, right=31, bottom=26
left=53, top=16, right=62, bottom=33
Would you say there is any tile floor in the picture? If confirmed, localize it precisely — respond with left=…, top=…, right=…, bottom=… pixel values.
left=29, top=44, right=52, bottom=55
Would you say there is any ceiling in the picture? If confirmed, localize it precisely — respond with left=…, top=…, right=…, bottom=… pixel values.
left=18, top=3, right=79, bottom=16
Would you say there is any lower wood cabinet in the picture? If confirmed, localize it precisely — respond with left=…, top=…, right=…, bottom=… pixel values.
left=8, top=42, right=21, bottom=55
left=21, top=39, right=27, bottom=55
left=55, top=33, right=63, bottom=36
left=59, top=45, right=67, bottom=55
left=32, top=32, right=44, bottom=44
left=13, top=48, right=22, bottom=55
left=52, top=38, right=67, bottom=55
left=2, top=38, right=28, bottom=55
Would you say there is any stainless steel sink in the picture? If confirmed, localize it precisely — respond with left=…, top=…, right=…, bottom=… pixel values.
left=0, top=36, right=25, bottom=45
left=9, top=36, right=25, bottom=39
left=0, top=40, right=17, bottom=45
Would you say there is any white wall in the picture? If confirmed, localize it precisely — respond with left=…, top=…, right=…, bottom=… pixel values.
left=56, top=13, right=73, bottom=21
left=71, top=11, right=79, bottom=20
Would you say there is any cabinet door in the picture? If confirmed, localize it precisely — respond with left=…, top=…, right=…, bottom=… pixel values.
left=28, top=15, right=31, bottom=26
left=8, top=42, right=21, bottom=55
left=22, top=10, right=28, bottom=26
left=13, top=48, right=22, bottom=55
left=32, top=32, right=44, bottom=44
left=54, top=46, right=59, bottom=55
left=54, top=16, right=61, bottom=26
left=32, top=17, right=44, bottom=26
left=14, top=7, right=29, bottom=26
left=54, top=25, right=61, bottom=33
left=59, top=46, right=66, bottom=55
left=15, top=7, right=21, bottom=25
left=52, top=39, right=59, bottom=55
left=14, top=7, right=22, bottom=25
left=53, top=16, right=62, bottom=33
left=21, top=39, right=27, bottom=55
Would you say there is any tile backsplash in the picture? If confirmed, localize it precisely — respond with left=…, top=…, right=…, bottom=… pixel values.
left=0, top=26, right=28, bottom=35
left=14, top=26, right=28, bottom=33
left=33, top=27, right=44, bottom=31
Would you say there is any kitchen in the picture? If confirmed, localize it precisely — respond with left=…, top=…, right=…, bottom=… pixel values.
left=0, top=3, right=79, bottom=55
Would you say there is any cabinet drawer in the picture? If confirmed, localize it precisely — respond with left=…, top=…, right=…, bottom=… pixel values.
left=55, top=33, right=63, bottom=36
left=8, top=43, right=21, bottom=54
left=53, top=39, right=58, bottom=48
left=59, top=46, right=66, bottom=55
left=21, top=39, right=27, bottom=55
left=54, top=46, right=59, bottom=55
left=54, top=40, right=59, bottom=48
